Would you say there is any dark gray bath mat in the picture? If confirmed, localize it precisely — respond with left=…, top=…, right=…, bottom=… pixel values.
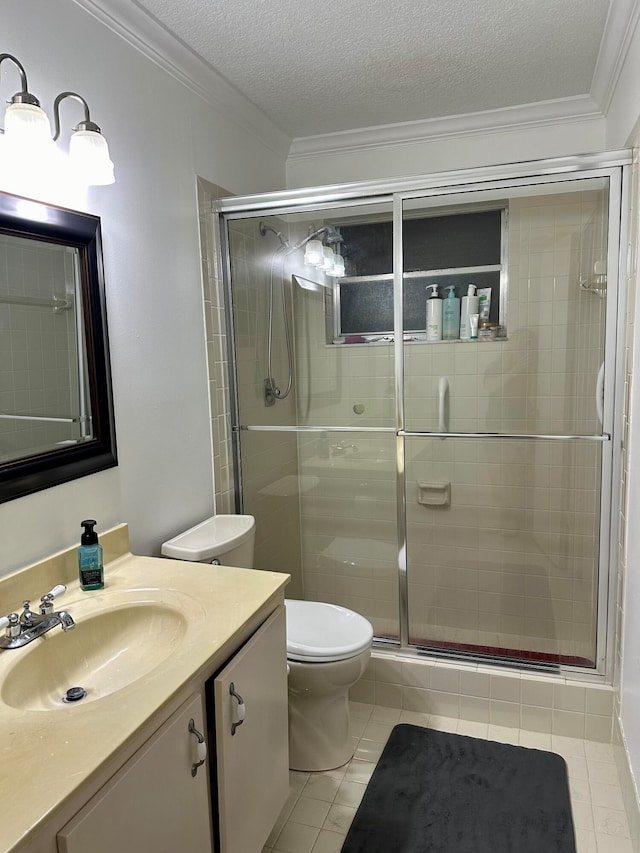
left=341, top=723, right=576, bottom=853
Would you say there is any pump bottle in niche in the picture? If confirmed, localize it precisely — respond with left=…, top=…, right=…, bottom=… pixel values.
left=426, top=284, right=442, bottom=342
left=442, top=285, right=460, bottom=341
left=460, top=284, right=479, bottom=340
left=78, top=519, right=104, bottom=590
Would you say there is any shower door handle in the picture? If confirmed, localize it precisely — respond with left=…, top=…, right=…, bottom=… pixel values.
left=438, top=377, right=449, bottom=433
left=596, top=362, right=605, bottom=426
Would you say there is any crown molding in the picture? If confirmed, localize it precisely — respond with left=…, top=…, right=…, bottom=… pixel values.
left=71, top=0, right=291, bottom=159
left=591, top=0, right=640, bottom=114
left=288, top=96, right=604, bottom=160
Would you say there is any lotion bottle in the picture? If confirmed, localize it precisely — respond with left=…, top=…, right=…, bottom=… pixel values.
left=78, top=519, right=104, bottom=590
left=460, top=284, right=479, bottom=340
left=426, top=284, right=442, bottom=342
left=442, top=285, right=460, bottom=341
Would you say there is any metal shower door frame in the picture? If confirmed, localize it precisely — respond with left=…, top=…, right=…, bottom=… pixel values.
left=216, top=150, right=631, bottom=682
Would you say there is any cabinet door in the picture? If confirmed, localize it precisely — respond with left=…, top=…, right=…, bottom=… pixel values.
left=214, top=606, right=289, bottom=853
left=58, top=693, right=212, bottom=853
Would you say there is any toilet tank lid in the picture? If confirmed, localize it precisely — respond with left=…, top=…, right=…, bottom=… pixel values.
left=161, top=515, right=255, bottom=561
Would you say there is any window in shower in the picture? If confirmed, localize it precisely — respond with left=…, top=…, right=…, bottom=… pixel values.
left=333, top=206, right=507, bottom=340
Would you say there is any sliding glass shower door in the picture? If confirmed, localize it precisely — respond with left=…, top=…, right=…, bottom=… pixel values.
left=400, top=175, right=616, bottom=668
left=220, top=155, right=624, bottom=675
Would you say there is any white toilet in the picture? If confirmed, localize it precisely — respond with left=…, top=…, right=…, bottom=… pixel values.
left=161, top=515, right=373, bottom=772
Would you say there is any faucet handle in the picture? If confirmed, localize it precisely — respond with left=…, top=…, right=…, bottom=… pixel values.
left=43, top=584, right=66, bottom=600
left=0, top=613, right=21, bottom=638
left=40, top=584, right=67, bottom=614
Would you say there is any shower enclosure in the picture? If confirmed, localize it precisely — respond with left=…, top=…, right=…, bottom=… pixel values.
left=216, top=152, right=629, bottom=677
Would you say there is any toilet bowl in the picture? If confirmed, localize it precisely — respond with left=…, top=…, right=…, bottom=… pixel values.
left=161, top=515, right=374, bottom=772
left=286, top=599, right=372, bottom=771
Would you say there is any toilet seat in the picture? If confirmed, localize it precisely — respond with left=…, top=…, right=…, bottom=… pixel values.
left=285, top=599, right=373, bottom=663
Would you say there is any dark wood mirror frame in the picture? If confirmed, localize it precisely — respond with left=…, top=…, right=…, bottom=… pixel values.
left=0, top=192, right=117, bottom=503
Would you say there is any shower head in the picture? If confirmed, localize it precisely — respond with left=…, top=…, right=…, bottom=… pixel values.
left=259, top=221, right=290, bottom=249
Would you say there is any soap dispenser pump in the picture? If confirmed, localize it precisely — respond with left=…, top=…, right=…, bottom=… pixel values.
left=426, top=284, right=442, bottom=342
left=442, top=285, right=460, bottom=341
left=78, top=519, right=104, bottom=591
left=460, top=283, right=479, bottom=340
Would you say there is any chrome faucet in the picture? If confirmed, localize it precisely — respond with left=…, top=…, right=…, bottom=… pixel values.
left=0, top=584, right=75, bottom=649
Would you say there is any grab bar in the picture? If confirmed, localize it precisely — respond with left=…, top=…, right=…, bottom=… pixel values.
left=438, top=377, right=449, bottom=433
left=596, top=362, right=605, bottom=426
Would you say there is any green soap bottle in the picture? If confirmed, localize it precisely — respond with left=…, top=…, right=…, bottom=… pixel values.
left=78, top=519, right=104, bottom=590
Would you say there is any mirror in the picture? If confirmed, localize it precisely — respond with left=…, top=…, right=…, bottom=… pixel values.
left=0, top=192, right=117, bottom=502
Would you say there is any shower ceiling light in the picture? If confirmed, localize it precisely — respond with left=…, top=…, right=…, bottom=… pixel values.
left=0, top=53, right=115, bottom=186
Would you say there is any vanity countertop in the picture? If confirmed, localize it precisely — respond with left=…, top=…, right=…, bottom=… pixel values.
left=0, top=524, right=289, bottom=852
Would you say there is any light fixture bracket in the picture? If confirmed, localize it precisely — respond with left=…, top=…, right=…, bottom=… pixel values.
left=74, top=119, right=102, bottom=134
left=52, top=91, right=93, bottom=141
left=0, top=53, right=43, bottom=120
left=8, top=91, right=41, bottom=107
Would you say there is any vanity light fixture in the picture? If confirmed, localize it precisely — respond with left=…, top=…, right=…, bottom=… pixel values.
left=304, top=238, right=325, bottom=267
left=53, top=92, right=115, bottom=186
left=0, top=53, right=115, bottom=186
left=302, top=225, right=346, bottom=277
left=0, top=53, right=54, bottom=158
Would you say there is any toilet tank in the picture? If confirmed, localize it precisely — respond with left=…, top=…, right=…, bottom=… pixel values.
left=161, top=515, right=256, bottom=567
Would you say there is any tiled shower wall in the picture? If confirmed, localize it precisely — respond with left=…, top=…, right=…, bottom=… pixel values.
left=0, top=237, right=81, bottom=461
left=198, top=179, right=234, bottom=515
left=296, top=189, right=608, bottom=663
left=205, top=191, right=302, bottom=597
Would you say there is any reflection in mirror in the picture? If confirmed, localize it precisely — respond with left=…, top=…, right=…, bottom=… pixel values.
left=0, top=192, right=117, bottom=501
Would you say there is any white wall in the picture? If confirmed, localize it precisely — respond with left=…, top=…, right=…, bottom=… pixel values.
left=0, top=0, right=288, bottom=573
left=286, top=115, right=606, bottom=188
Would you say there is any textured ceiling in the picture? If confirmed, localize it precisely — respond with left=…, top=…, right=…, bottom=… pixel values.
left=133, top=0, right=610, bottom=138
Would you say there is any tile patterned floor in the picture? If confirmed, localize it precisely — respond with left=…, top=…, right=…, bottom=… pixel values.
left=262, top=702, right=634, bottom=853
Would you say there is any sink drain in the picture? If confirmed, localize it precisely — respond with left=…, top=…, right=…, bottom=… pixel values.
left=62, top=686, right=88, bottom=703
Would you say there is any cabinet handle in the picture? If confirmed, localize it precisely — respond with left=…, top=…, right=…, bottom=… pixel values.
left=188, top=718, right=207, bottom=777
left=229, top=682, right=245, bottom=735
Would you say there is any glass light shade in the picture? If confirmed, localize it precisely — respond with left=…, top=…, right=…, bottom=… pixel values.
left=3, top=103, right=55, bottom=156
left=304, top=239, right=324, bottom=267
left=69, top=129, right=115, bottom=185
left=320, top=246, right=335, bottom=271
left=332, top=252, right=345, bottom=277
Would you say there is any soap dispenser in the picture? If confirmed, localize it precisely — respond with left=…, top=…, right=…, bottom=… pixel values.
left=460, top=283, right=479, bottom=340
left=426, top=284, right=442, bottom=342
left=78, top=519, right=104, bottom=590
left=442, top=285, right=460, bottom=341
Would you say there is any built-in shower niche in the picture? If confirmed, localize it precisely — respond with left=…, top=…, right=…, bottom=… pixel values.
left=327, top=205, right=505, bottom=344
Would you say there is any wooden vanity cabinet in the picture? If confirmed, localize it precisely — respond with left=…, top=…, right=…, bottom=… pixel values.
left=55, top=605, right=288, bottom=853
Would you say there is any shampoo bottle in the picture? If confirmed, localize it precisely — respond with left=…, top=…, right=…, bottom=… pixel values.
left=442, top=285, right=460, bottom=341
left=78, top=519, right=104, bottom=590
left=426, top=284, right=442, bottom=342
left=460, top=284, right=479, bottom=340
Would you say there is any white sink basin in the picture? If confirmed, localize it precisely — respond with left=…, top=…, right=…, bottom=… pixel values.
left=1, top=597, right=188, bottom=711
